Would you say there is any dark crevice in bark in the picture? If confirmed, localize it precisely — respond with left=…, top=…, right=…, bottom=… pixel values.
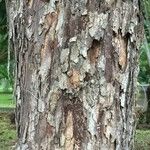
left=97, top=109, right=105, bottom=139
left=84, top=72, right=91, bottom=82
left=88, top=39, right=100, bottom=64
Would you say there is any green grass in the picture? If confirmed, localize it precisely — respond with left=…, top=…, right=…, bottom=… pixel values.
left=0, top=112, right=149, bottom=149
left=0, top=113, right=16, bottom=150
left=134, top=129, right=150, bottom=150
left=0, top=93, right=15, bottom=108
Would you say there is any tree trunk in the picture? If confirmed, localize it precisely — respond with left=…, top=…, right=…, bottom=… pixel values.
left=146, top=86, right=150, bottom=124
left=7, top=0, right=143, bottom=149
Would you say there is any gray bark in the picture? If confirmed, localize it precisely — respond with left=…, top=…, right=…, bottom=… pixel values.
left=6, top=0, right=143, bottom=150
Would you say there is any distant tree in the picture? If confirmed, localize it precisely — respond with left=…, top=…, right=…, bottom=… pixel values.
left=7, top=0, right=143, bottom=149
left=0, top=0, right=7, bottom=63
left=0, top=0, right=13, bottom=89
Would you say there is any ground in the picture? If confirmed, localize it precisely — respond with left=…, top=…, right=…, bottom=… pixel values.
left=134, top=129, right=150, bottom=150
left=0, top=93, right=15, bottom=108
left=0, top=93, right=16, bottom=150
left=0, top=113, right=16, bottom=150
left=0, top=93, right=149, bottom=150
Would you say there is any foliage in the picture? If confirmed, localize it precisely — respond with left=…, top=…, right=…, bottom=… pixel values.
left=138, top=45, right=150, bottom=83
left=138, top=0, right=150, bottom=84
left=0, top=0, right=14, bottom=89
left=0, top=0, right=7, bottom=63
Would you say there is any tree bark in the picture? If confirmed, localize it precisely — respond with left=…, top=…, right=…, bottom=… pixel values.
left=7, top=0, right=143, bottom=149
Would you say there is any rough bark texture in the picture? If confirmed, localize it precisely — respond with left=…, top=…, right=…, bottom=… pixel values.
left=7, top=0, right=143, bottom=150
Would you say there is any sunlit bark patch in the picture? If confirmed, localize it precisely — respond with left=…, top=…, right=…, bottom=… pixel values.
left=69, top=69, right=80, bottom=88
left=64, top=111, right=74, bottom=150
left=114, top=31, right=128, bottom=71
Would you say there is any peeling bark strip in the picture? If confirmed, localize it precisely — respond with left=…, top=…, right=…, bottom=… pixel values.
left=7, top=0, right=143, bottom=149
left=63, top=95, right=86, bottom=149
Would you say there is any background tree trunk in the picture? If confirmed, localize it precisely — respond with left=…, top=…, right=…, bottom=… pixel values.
left=7, top=0, right=143, bottom=149
left=146, top=86, right=150, bottom=124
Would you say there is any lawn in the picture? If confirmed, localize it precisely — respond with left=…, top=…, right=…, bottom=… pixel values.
left=134, top=129, right=150, bottom=150
left=0, top=113, right=16, bottom=150
left=0, top=113, right=149, bottom=150
left=0, top=93, right=15, bottom=108
left=0, top=93, right=149, bottom=149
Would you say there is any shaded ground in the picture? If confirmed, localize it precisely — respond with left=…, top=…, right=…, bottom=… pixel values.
left=137, top=123, right=150, bottom=130
left=0, top=112, right=149, bottom=149
left=0, top=113, right=16, bottom=150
